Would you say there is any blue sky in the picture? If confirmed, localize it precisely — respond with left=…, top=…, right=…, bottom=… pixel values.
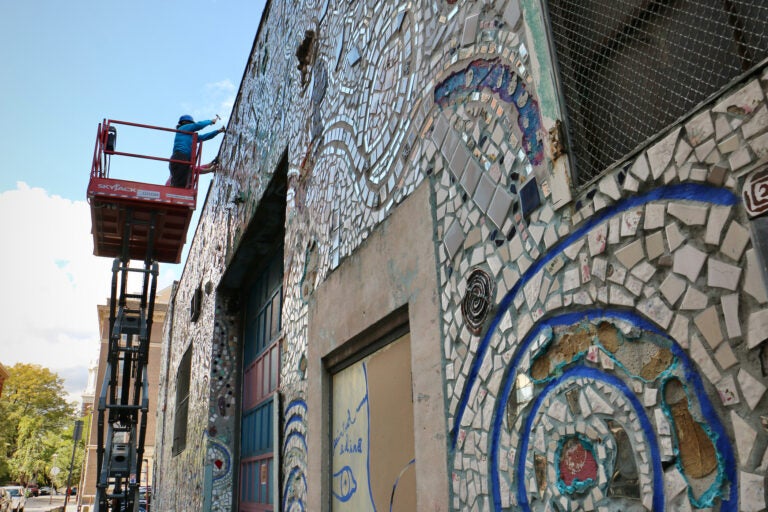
left=0, top=0, right=266, bottom=401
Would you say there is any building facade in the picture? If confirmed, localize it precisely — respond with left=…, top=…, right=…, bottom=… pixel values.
left=80, top=360, right=97, bottom=418
left=154, top=1, right=768, bottom=511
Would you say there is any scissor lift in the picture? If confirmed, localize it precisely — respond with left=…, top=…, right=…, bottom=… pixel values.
left=88, top=119, right=204, bottom=512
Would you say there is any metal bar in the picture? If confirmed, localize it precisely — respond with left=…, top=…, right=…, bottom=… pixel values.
left=120, top=339, right=133, bottom=407
left=108, top=118, right=200, bottom=134
left=96, top=422, right=116, bottom=512
left=104, top=150, right=189, bottom=164
left=115, top=346, right=141, bottom=354
left=119, top=266, right=154, bottom=274
left=118, top=212, right=133, bottom=302
left=134, top=379, right=149, bottom=506
left=141, top=255, right=152, bottom=310
left=103, top=118, right=199, bottom=156
left=146, top=263, right=159, bottom=332
left=96, top=373, right=108, bottom=497
left=132, top=326, right=145, bottom=408
left=105, top=404, right=144, bottom=411
left=108, top=258, right=119, bottom=346
left=91, top=122, right=103, bottom=179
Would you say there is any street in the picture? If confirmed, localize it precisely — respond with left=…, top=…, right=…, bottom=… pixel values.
left=22, top=494, right=76, bottom=512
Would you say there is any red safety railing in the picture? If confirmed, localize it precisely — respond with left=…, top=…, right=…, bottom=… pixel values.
left=90, top=119, right=203, bottom=192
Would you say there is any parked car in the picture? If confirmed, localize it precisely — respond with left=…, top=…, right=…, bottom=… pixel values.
left=24, top=485, right=37, bottom=498
left=1, top=486, right=25, bottom=512
left=0, top=488, right=11, bottom=512
left=38, top=486, right=52, bottom=496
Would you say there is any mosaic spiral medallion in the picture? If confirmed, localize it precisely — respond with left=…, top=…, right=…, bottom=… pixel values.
left=461, top=268, right=495, bottom=334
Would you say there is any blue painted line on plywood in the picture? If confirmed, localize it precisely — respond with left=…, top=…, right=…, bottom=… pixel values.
left=362, top=362, right=377, bottom=512
left=331, top=466, right=359, bottom=503
left=390, top=458, right=416, bottom=512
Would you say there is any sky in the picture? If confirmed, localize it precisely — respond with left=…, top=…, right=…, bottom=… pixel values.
left=0, top=1, right=266, bottom=405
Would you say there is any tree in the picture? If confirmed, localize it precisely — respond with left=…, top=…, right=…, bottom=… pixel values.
left=0, top=363, right=75, bottom=484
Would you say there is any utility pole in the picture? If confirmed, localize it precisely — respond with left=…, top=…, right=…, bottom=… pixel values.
left=65, top=420, right=84, bottom=509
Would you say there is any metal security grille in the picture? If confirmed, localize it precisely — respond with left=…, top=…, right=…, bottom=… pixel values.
left=546, top=0, right=768, bottom=186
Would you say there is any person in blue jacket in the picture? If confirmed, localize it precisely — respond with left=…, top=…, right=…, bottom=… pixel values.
left=168, top=114, right=225, bottom=187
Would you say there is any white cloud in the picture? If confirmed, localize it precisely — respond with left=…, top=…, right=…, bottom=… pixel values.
left=181, top=79, right=240, bottom=129
left=206, top=79, right=236, bottom=94
left=212, top=79, right=238, bottom=116
left=0, top=183, right=179, bottom=404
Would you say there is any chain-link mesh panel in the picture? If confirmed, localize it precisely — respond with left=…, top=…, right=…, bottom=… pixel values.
left=546, top=0, right=768, bottom=186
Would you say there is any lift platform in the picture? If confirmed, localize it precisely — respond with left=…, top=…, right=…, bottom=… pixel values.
left=88, top=119, right=203, bottom=264
left=87, top=119, right=208, bottom=512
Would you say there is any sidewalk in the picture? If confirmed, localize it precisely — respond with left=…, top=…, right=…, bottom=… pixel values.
left=41, top=495, right=137, bottom=512
left=44, top=497, right=119, bottom=512
left=36, top=494, right=77, bottom=512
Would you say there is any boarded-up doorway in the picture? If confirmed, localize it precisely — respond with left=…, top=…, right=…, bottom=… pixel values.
left=330, top=333, right=416, bottom=511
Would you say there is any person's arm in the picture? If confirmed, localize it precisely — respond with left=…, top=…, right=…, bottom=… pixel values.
left=194, top=159, right=219, bottom=174
left=180, top=120, right=214, bottom=133
left=198, top=126, right=225, bottom=142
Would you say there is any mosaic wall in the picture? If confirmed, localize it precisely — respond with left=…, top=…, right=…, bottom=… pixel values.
left=154, top=282, right=240, bottom=512
left=154, top=0, right=768, bottom=510
left=439, top=72, right=768, bottom=510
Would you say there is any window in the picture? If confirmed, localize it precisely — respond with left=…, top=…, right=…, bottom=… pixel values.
left=190, top=285, right=203, bottom=322
left=545, top=0, right=768, bottom=185
left=239, top=248, right=283, bottom=512
left=172, top=344, right=193, bottom=456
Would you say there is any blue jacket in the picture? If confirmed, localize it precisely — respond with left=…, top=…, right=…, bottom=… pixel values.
left=172, top=120, right=222, bottom=156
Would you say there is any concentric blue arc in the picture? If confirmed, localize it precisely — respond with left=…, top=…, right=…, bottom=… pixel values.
left=451, top=183, right=739, bottom=446
left=512, top=366, right=663, bottom=510
left=487, top=309, right=737, bottom=511
left=282, top=465, right=307, bottom=512
left=282, top=399, right=308, bottom=511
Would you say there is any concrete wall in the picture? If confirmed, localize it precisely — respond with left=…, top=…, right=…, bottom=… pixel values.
left=307, top=183, right=447, bottom=510
left=153, top=0, right=768, bottom=510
